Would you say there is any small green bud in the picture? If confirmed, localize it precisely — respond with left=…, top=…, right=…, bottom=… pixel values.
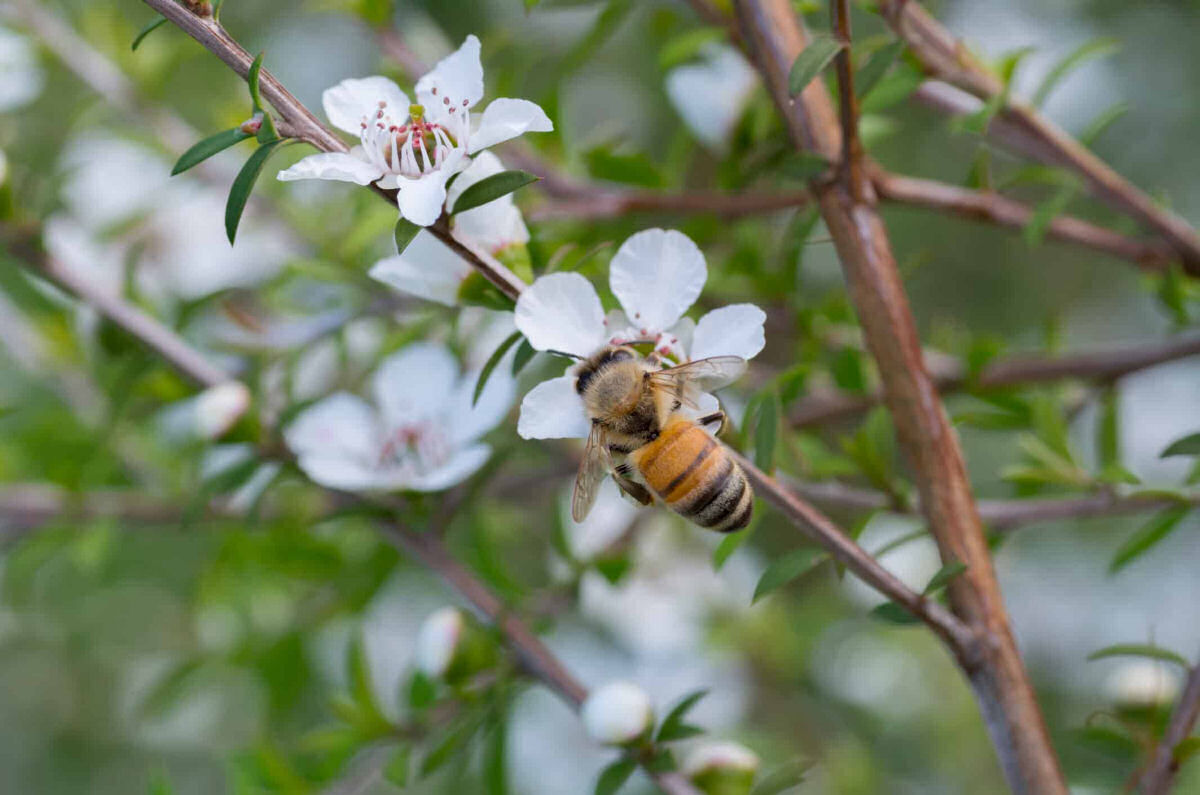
left=683, top=742, right=760, bottom=795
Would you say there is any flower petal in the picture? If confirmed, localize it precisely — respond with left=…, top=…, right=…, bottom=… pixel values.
left=285, top=393, right=383, bottom=490
left=372, top=342, right=460, bottom=427
left=517, top=375, right=590, bottom=440
left=296, top=455, right=388, bottom=492
left=689, top=304, right=766, bottom=362
left=276, top=152, right=382, bottom=185
left=416, top=35, right=484, bottom=113
left=406, top=443, right=493, bottom=491
left=447, top=365, right=516, bottom=446
left=447, top=152, right=530, bottom=252
left=469, top=98, right=554, bottom=153
left=609, top=229, right=706, bottom=334
left=369, top=231, right=472, bottom=306
left=396, top=171, right=451, bottom=227
left=323, top=76, right=411, bottom=136
left=665, top=46, right=758, bottom=151
left=514, top=272, right=606, bottom=357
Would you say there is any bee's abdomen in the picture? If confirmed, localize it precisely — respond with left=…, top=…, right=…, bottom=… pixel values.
left=632, top=419, right=753, bottom=533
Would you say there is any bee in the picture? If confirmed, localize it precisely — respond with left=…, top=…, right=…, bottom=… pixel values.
left=570, top=345, right=753, bottom=533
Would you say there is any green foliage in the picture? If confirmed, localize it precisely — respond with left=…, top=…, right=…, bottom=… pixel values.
left=1162, top=432, right=1200, bottom=458
left=585, top=148, right=665, bottom=188
left=923, top=561, right=967, bottom=595
left=1109, top=506, right=1193, bottom=573
left=131, top=16, right=167, bottom=51
left=1086, top=643, right=1191, bottom=670
left=394, top=216, right=421, bottom=254
left=788, top=35, right=844, bottom=95
left=1033, top=38, right=1120, bottom=108
left=870, top=601, right=920, bottom=625
left=452, top=170, right=541, bottom=214
left=226, top=140, right=286, bottom=243
left=595, top=757, right=637, bottom=795
left=475, top=331, right=524, bottom=406
left=656, top=689, right=707, bottom=742
left=752, top=548, right=819, bottom=604
left=750, top=759, right=811, bottom=795
left=855, top=40, right=905, bottom=100
left=172, top=128, right=253, bottom=176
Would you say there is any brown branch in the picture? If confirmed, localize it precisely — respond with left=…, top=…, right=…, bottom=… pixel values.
left=790, top=332, right=1200, bottom=427
left=830, top=0, right=867, bottom=201
left=877, top=1, right=1200, bottom=273
left=1137, top=659, right=1200, bottom=795
left=732, top=1, right=1066, bottom=791
left=873, top=170, right=1175, bottom=270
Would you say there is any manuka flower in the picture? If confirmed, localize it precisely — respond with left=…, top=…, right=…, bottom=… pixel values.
left=284, top=341, right=514, bottom=492
left=513, top=228, right=766, bottom=440
left=277, top=35, right=552, bottom=227
left=368, top=152, right=532, bottom=305
left=665, top=45, right=757, bottom=152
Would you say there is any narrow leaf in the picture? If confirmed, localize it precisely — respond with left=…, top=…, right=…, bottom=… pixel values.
left=383, top=746, right=411, bottom=787
left=713, top=528, right=751, bottom=571
left=226, top=140, right=285, bottom=243
left=750, top=759, right=812, bottom=795
left=1162, top=432, right=1200, bottom=458
left=1109, top=505, right=1192, bottom=573
left=752, top=548, right=818, bottom=604
left=1087, top=643, right=1191, bottom=670
left=656, top=690, right=708, bottom=742
left=484, top=720, right=509, bottom=795
left=511, top=339, right=537, bottom=375
left=1033, top=38, right=1119, bottom=108
left=595, top=758, right=637, bottom=795
left=394, top=217, right=421, bottom=254
left=248, top=51, right=267, bottom=111
left=172, top=128, right=252, bottom=176
left=788, top=35, right=844, bottom=95
left=1097, top=387, right=1121, bottom=469
left=1024, top=181, right=1078, bottom=247
left=658, top=27, right=726, bottom=71
left=1174, top=737, right=1200, bottom=765
left=132, top=16, right=167, bottom=51
left=474, top=332, right=523, bottom=406
left=1079, top=102, right=1128, bottom=147
left=585, top=148, right=664, bottom=188
left=452, top=170, right=540, bottom=215
left=855, top=40, right=905, bottom=99
left=778, top=151, right=831, bottom=181
left=923, top=561, right=967, bottom=594
left=754, top=389, right=780, bottom=473
left=870, top=601, right=920, bottom=625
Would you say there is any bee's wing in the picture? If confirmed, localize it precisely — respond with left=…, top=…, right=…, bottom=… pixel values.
left=648, top=356, right=748, bottom=393
left=571, top=422, right=612, bottom=523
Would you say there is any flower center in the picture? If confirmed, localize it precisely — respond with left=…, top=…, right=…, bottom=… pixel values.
left=377, top=421, right=451, bottom=473
left=358, top=94, right=469, bottom=180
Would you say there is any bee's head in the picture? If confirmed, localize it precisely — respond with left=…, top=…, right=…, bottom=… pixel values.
left=574, top=345, right=645, bottom=417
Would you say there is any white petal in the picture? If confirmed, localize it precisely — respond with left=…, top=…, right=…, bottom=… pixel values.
left=446, top=150, right=505, bottom=206
left=396, top=171, right=451, bottom=227
left=283, top=391, right=376, bottom=468
left=581, top=682, right=654, bottom=745
left=406, top=443, right=493, bottom=491
left=369, top=231, right=472, bottom=306
left=517, top=375, right=590, bottom=440
left=447, top=365, right=516, bottom=446
left=609, top=229, right=706, bottom=334
left=514, top=272, right=606, bottom=357
left=276, top=152, right=382, bottom=185
left=296, top=455, right=388, bottom=492
left=446, top=152, right=529, bottom=251
left=469, top=98, right=554, bottom=153
left=323, top=76, right=410, bottom=136
left=414, top=608, right=464, bottom=677
left=690, top=304, right=767, bottom=362
left=372, top=343, right=460, bottom=426
left=416, top=35, right=484, bottom=112
left=665, top=46, right=758, bottom=150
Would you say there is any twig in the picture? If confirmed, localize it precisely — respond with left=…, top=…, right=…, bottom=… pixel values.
left=830, top=0, right=867, bottom=200
left=877, top=0, right=1200, bottom=273
left=1137, top=660, right=1200, bottom=795
left=731, top=1, right=1067, bottom=790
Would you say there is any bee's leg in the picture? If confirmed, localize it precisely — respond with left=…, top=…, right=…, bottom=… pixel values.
left=697, top=410, right=726, bottom=434
left=613, top=464, right=653, bottom=505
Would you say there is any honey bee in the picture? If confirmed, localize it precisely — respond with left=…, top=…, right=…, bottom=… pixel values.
left=571, top=345, right=753, bottom=533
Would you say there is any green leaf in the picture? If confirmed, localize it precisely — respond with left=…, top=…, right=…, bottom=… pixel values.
left=923, top=561, right=967, bottom=594
left=147, top=767, right=174, bottom=795
left=1079, top=102, right=1128, bottom=147
left=132, top=16, right=167, bottom=51
left=393, top=217, right=421, bottom=254
left=248, top=51, right=267, bottom=112
left=421, top=718, right=478, bottom=777
left=870, top=601, right=920, bottom=625
left=659, top=28, right=727, bottom=71
left=593, top=554, right=632, bottom=585
left=1109, top=505, right=1192, bottom=573
left=1097, top=386, right=1121, bottom=470
left=788, top=35, right=844, bottom=95
left=1162, top=432, right=1200, bottom=458
left=226, top=140, right=285, bottom=243
left=172, top=128, right=252, bottom=176
left=457, top=271, right=516, bottom=310
left=1086, top=643, right=1191, bottom=670
left=830, top=347, right=866, bottom=393
left=1157, top=263, right=1190, bottom=327
left=594, top=758, right=637, bottom=795
left=584, top=148, right=664, bottom=188
left=778, top=151, right=832, bottom=181
left=408, top=671, right=436, bottom=710
left=452, top=170, right=540, bottom=214
left=1024, top=181, right=1079, bottom=247
left=1174, top=736, right=1200, bottom=765
left=750, top=759, right=812, bottom=795
left=752, top=548, right=818, bottom=604
left=656, top=690, right=708, bottom=742
left=511, top=339, right=537, bottom=375
left=474, top=332, right=523, bottom=407
left=484, top=720, right=509, bottom=795
left=346, top=631, right=384, bottom=720
left=713, top=528, right=751, bottom=571
left=1033, top=38, right=1119, bottom=108
left=855, top=40, right=905, bottom=99
left=753, top=389, right=780, bottom=472
left=383, top=746, right=411, bottom=787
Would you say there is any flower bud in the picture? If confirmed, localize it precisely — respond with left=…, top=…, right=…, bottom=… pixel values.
left=194, top=381, right=252, bottom=440
left=1106, top=660, right=1181, bottom=710
left=240, top=113, right=264, bottom=135
left=682, top=742, right=760, bottom=795
left=581, top=681, right=654, bottom=746
left=414, top=607, right=496, bottom=685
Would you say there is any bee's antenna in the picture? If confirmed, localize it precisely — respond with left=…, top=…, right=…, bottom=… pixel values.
left=546, top=349, right=583, bottom=361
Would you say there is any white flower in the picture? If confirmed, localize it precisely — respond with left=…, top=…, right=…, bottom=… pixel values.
left=0, top=25, right=45, bottom=112
left=665, top=45, right=757, bottom=151
left=277, top=35, right=552, bottom=227
left=159, top=382, right=252, bottom=441
left=414, top=607, right=464, bottom=678
left=513, top=228, right=766, bottom=440
left=581, top=681, right=654, bottom=745
left=683, top=741, right=760, bottom=795
left=369, top=152, right=530, bottom=305
left=1105, top=660, right=1181, bottom=709
left=284, top=341, right=514, bottom=492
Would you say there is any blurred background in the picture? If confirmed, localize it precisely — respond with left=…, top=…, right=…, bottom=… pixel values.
left=0, top=0, right=1198, bottom=792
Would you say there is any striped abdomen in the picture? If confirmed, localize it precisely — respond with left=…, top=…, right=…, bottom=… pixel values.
left=630, top=417, right=752, bottom=533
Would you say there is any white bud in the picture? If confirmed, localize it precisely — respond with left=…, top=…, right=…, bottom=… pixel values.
left=1106, top=660, right=1181, bottom=709
left=683, top=742, right=760, bottom=795
left=415, top=607, right=464, bottom=679
left=581, top=681, right=654, bottom=745
left=194, top=382, right=251, bottom=439
left=0, top=149, right=8, bottom=187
